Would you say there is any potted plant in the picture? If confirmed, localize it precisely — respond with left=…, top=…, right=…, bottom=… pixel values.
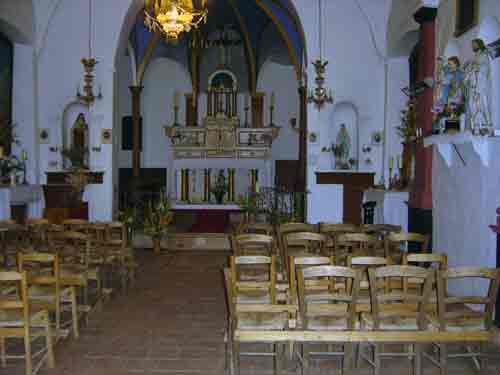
left=143, top=193, right=173, bottom=255
left=210, top=170, right=228, bottom=204
left=118, top=206, right=138, bottom=246
left=0, top=155, right=23, bottom=184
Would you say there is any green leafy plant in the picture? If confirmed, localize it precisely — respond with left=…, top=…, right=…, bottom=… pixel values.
left=0, top=120, right=19, bottom=151
left=143, top=193, right=173, bottom=239
left=0, top=155, right=23, bottom=179
left=396, top=99, right=417, bottom=142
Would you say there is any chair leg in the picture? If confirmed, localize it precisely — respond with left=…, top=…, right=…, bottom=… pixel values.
left=439, top=344, right=448, bottom=375
left=0, top=336, right=6, bottom=367
left=71, top=287, right=80, bottom=339
left=46, top=321, right=55, bottom=369
left=24, top=330, right=32, bottom=375
left=414, top=344, right=422, bottom=375
left=233, top=340, right=240, bottom=375
left=480, top=342, right=489, bottom=375
left=274, top=343, right=282, bottom=375
left=373, top=343, right=381, bottom=375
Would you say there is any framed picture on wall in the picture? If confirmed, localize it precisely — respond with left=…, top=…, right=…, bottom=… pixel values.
left=39, top=129, right=50, bottom=144
left=455, top=0, right=479, bottom=37
left=101, top=129, right=112, bottom=144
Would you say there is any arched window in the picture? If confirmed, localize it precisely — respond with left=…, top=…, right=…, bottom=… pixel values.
left=0, top=32, right=13, bottom=155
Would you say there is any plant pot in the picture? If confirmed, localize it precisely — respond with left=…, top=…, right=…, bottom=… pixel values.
left=152, top=237, right=162, bottom=255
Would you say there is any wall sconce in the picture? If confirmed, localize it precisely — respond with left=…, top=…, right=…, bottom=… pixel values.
left=49, top=146, right=59, bottom=153
left=362, top=144, right=372, bottom=153
left=92, top=146, right=101, bottom=152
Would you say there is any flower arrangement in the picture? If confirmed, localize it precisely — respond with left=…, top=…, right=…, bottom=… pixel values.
left=396, top=99, right=417, bottom=142
left=210, top=170, right=228, bottom=204
left=143, top=193, right=173, bottom=239
left=0, top=120, right=19, bottom=151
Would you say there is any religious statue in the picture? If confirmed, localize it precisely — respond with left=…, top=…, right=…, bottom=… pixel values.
left=334, top=124, right=351, bottom=169
left=433, top=56, right=465, bottom=133
left=464, top=38, right=493, bottom=133
left=72, top=113, right=89, bottom=150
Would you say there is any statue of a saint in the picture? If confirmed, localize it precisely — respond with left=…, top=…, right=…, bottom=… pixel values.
left=433, top=56, right=465, bottom=131
left=464, top=38, right=492, bottom=132
left=335, top=124, right=351, bottom=169
left=72, top=113, right=88, bottom=150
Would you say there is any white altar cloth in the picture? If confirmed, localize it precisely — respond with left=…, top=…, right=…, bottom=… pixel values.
left=363, top=189, right=409, bottom=232
left=0, top=185, right=45, bottom=220
left=172, top=203, right=242, bottom=211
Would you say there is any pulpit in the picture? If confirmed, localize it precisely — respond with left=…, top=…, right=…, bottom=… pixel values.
left=316, top=171, right=375, bottom=225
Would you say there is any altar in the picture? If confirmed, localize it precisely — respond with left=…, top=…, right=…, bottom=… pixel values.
left=171, top=203, right=243, bottom=233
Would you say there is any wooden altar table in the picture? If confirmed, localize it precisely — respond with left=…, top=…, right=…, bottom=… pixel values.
left=172, top=204, right=243, bottom=233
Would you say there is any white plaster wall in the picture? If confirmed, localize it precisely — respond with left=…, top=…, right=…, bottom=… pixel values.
left=12, top=43, right=37, bottom=184
left=296, top=0, right=392, bottom=223
left=257, top=61, right=299, bottom=184
left=432, top=141, right=500, bottom=296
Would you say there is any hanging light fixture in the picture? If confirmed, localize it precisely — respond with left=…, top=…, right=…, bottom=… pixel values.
left=308, top=0, right=333, bottom=110
left=77, top=0, right=102, bottom=105
left=144, top=0, right=208, bottom=41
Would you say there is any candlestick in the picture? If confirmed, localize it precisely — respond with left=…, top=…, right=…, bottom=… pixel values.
left=0, top=146, right=3, bottom=159
left=21, top=150, right=28, bottom=161
left=270, top=92, right=275, bottom=107
left=244, top=93, right=250, bottom=108
left=389, top=156, right=394, bottom=170
left=173, top=91, right=180, bottom=107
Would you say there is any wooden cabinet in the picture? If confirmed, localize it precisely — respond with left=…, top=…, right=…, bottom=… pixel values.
left=316, top=171, right=375, bottom=225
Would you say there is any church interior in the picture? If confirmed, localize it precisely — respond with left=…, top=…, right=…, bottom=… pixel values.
left=1, top=0, right=500, bottom=374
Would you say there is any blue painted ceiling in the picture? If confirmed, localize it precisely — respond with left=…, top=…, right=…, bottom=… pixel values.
left=129, top=0, right=305, bottom=78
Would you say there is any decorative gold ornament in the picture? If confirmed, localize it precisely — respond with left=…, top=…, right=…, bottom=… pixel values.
left=144, top=0, right=207, bottom=41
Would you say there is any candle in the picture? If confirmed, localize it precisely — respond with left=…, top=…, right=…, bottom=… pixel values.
left=173, top=91, right=180, bottom=107
left=0, top=146, right=3, bottom=159
left=389, top=157, right=394, bottom=169
left=270, top=92, right=275, bottom=107
left=21, top=150, right=27, bottom=161
left=397, top=155, right=402, bottom=169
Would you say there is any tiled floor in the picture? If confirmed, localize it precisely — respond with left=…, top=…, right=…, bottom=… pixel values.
left=4, top=251, right=500, bottom=375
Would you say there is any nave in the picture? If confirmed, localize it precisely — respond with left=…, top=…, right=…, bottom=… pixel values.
left=5, top=250, right=500, bottom=375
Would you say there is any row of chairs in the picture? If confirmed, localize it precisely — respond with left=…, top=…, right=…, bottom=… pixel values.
left=226, top=222, right=498, bottom=375
left=0, top=218, right=137, bottom=375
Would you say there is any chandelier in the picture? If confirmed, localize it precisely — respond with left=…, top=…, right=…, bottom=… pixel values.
left=144, top=0, right=207, bottom=41
left=308, top=0, right=333, bottom=110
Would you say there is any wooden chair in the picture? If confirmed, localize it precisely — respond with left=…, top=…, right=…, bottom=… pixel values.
left=237, top=222, right=274, bottom=236
left=25, top=219, right=50, bottom=251
left=319, top=223, right=359, bottom=255
left=403, top=252, right=448, bottom=305
left=360, top=265, right=433, bottom=375
left=288, top=255, right=335, bottom=306
left=62, top=219, right=89, bottom=234
left=384, top=232, right=430, bottom=262
left=334, top=233, right=379, bottom=264
left=297, top=265, right=361, bottom=372
left=0, top=271, right=55, bottom=375
left=223, top=268, right=296, bottom=375
left=230, top=256, right=277, bottom=304
left=232, top=234, right=275, bottom=256
left=346, top=256, right=391, bottom=313
left=277, top=223, right=317, bottom=259
left=360, top=224, right=402, bottom=236
left=18, top=252, right=80, bottom=339
left=427, top=267, right=500, bottom=375
left=283, top=232, right=327, bottom=280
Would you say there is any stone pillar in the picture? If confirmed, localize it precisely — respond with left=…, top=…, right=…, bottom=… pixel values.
left=251, top=92, right=265, bottom=128
left=410, top=7, right=437, bottom=210
left=129, top=86, right=143, bottom=179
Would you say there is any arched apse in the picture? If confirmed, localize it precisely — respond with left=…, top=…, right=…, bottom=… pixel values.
left=329, top=102, right=359, bottom=170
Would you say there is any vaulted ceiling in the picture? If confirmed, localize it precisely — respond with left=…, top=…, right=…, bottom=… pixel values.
left=129, top=0, right=306, bottom=88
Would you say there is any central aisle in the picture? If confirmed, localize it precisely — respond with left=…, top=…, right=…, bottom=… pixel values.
left=41, top=251, right=228, bottom=375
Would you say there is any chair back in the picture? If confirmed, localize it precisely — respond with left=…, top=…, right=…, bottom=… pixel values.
left=232, top=234, right=275, bottom=256
left=368, top=265, right=433, bottom=330
left=230, top=255, right=277, bottom=304
left=239, top=223, right=273, bottom=236
left=436, top=267, right=500, bottom=331
left=18, top=252, right=60, bottom=288
left=298, top=265, right=361, bottom=329
left=62, top=219, right=89, bottom=234
left=347, top=256, right=391, bottom=294
left=385, top=232, right=430, bottom=258
left=0, top=271, right=29, bottom=323
left=335, top=233, right=378, bottom=261
left=289, top=255, right=334, bottom=303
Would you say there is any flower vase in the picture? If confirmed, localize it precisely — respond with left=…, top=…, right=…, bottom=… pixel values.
left=152, top=237, right=162, bottom=255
